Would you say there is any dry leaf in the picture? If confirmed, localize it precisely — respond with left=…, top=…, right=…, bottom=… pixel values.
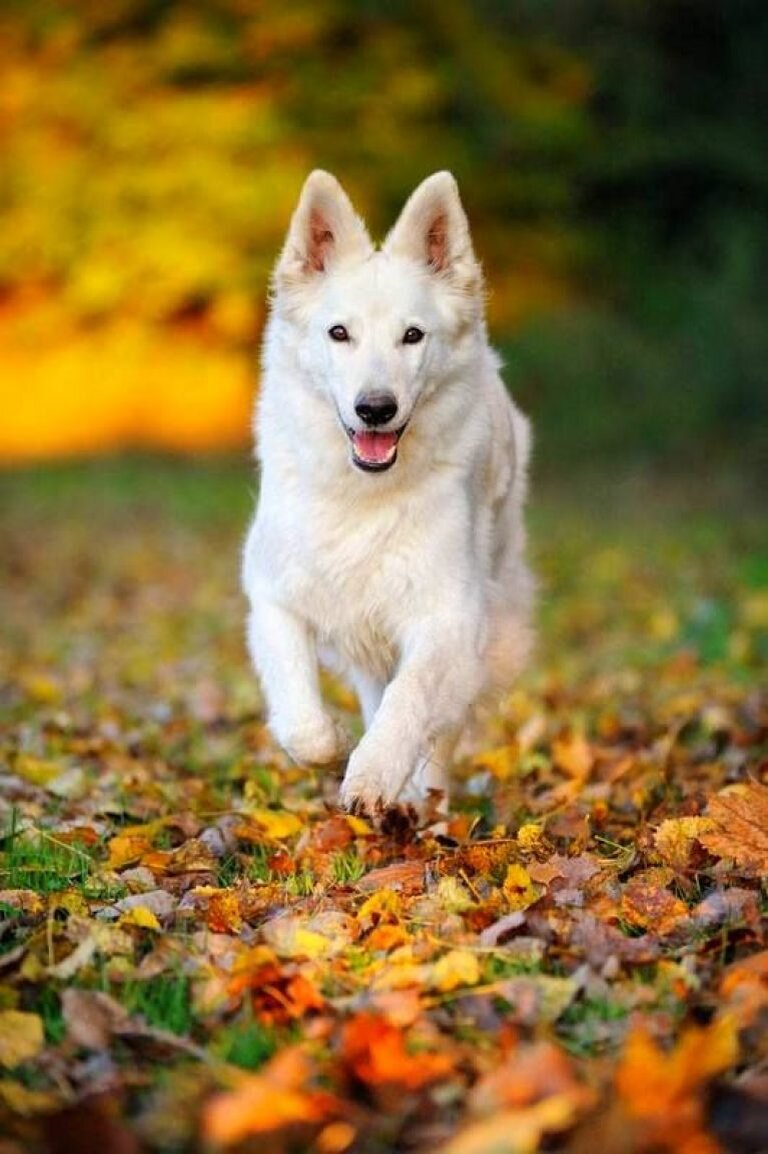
left=552, top=731, right=594, bottom=779
left=616, top=1016, right=738, bottom=1154
left=202, top=1049, right=333, bottom=1145
left=341, top=1015, right=453, bottom=1090
left=700, top=781, right=768, bottom=874
left=357, top=861, right=424, bottom=893
left=432, top=949, right=481, bottom=992
left=0, top=1010, right=44, bottom=1068
left=654, top=816, right=715, bottom=870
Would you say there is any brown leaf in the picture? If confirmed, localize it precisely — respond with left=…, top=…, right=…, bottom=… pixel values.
left=700, top=780, right=768, bottom=874
left=43, top=1094, right=145, bottom=1154
left=62, top=989, right=129, bottom=1050
left=620, top=874, right=689, bottom=935
left=357, top=861, right=424, bottom=893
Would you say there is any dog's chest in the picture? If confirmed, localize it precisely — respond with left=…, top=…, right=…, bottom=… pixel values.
left=276, top=490, right=427, bottom=662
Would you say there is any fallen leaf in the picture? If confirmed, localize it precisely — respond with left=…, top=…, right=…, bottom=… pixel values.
left=357, top=861, right=424, bottom=893
left=0, top=1080, right=60, bottom=1116
left=237, top=809, right=303, bottom=841
left=720, top=950, right=768, bottom=1027
left=432, top=949, right=481, bottom=992
left=654, top=816, right=716, bottom=870
left=341, top=1014, right=453, bottom=1090
left=0, top=890, right=45, bottom=921
left=0, top=1010, right=44, bottom=1068
left=442, top=1098, right=584, bottom=1154
left=202, top=1049, right=334, bottom=1145
left=503, top=863, right=543, bottom=911
left=118, top=904, right=161, bottom=930
left=62, top=988, right=129, bottom=1050
left=106, top=834, right=154, bottom=872
left=620, top=874, right=689, bottom=934
left=700, top=780, right=768, bottom=874
left=552, top=731, right=594, bottom=779
left=141, top=837, right=217, bottom=876
left=615, top=1016, right=738, bottom=1153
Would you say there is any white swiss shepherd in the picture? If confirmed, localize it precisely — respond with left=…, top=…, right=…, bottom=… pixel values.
left=242, top=170, right=535, bottom=812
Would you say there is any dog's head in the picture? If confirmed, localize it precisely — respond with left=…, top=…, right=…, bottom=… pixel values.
left=270, top=170, right=484, bottom=474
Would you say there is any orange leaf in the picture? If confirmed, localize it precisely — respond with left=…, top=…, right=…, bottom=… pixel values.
left=552, top=731, right=594, bottom=779
left=341, top=1015, right=453, bottom=1090
left=105, top=834, right=153, bottom=871
left=202, top=1050, right=333, bottom=1145
left=700, top=780, right=768, bottom=874
left=615, top=1017, right=737, bottom=1154
left=620, top=875, right=689, bottom=934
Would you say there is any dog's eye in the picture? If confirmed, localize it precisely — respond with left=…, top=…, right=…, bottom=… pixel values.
left=402, top=326, right=425, bottom=345
left=328, top=325, right=350, bottom=342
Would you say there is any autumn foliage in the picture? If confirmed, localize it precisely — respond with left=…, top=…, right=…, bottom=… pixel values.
left=0, top=462, right=766, bottom=1151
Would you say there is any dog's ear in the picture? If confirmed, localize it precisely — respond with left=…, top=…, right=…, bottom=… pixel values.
left=274, top=170, right=372, bottom=289
left=383, top=172, right=481, bottom=293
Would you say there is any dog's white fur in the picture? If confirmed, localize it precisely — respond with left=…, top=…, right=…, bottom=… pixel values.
left=242, top=170, right=534, bottom=810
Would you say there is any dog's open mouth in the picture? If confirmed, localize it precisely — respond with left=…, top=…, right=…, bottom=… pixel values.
left=346, top=425, right=407, bottom=472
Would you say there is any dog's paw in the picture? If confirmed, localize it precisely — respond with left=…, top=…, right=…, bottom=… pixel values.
left=277, top=714, right=350, bottom=767
left=339, top=748, right=384, bottom=812
left=339, top=744, right=413, bottom=813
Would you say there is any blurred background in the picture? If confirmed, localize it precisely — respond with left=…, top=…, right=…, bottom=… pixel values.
left=1, top=0, right=766, bottom=470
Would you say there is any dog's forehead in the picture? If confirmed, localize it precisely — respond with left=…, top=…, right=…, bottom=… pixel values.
left=324, top=252, right=433, bottom=317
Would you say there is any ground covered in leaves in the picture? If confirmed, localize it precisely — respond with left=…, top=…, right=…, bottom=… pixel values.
left=0, top=459, right=766, bottom=1154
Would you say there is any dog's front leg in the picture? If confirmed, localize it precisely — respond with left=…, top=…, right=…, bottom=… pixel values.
left=339, top=618, right=483, bottom=811
left=247, top=595, right=350, bottom=766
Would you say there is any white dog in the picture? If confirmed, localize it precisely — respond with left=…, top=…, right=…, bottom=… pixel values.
left=242, top=170, right=534, bottom=812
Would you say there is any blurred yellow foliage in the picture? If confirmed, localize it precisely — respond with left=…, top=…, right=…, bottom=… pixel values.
left=0, top=0, right=587, bottom=459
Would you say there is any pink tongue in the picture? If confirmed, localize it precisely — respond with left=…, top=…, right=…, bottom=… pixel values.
left=352, top=430, right=398, bottom=464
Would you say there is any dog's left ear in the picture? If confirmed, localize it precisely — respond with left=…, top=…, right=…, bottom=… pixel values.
left=383, top=172, right=481, bottom=293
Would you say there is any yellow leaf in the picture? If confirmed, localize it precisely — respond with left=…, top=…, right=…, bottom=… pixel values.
left=263, top=916, right=333, bottom=959
left=14, top=756, right=61, bottom=785
left=516, top=823, right=544, bottom=851
left=0, top=1080, right=60, bottom=1116
left=105, top=833, right=153, bottom=871
left=119, top=905, right=161, bottom=930
left=435, top=876, right=475, bottom=913
left=654, top=816, right=715, bottom=870
left=0, top=1010, right=44, bottom=1068
left=345, top=814, right=374, bottom=837
left=502, top=864, right=541, bottom=911
left=240, top=809, right=303, bottom=840
left=443, top=1097, right=582, bottom=1154
left=432, top=950, right=481, bottom=993
left=358, top=889, right=402, bottom=925
left=471, top=745, right=518, bottom=780
left=18, top=672, right=62, bottom=704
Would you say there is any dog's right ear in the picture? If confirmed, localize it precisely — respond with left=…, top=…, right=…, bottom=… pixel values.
left=274, top=171, right=372, bottom=291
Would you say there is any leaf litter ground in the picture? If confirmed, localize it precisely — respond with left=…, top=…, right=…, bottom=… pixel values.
left=0, top=459, right=766, bottom=1154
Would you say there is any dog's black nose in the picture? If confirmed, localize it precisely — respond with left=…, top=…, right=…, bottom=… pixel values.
left=354, top=391, right=398, bottom=427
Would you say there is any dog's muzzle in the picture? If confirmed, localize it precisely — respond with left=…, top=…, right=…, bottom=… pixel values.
left=345, top=423, right=407, bottom=472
